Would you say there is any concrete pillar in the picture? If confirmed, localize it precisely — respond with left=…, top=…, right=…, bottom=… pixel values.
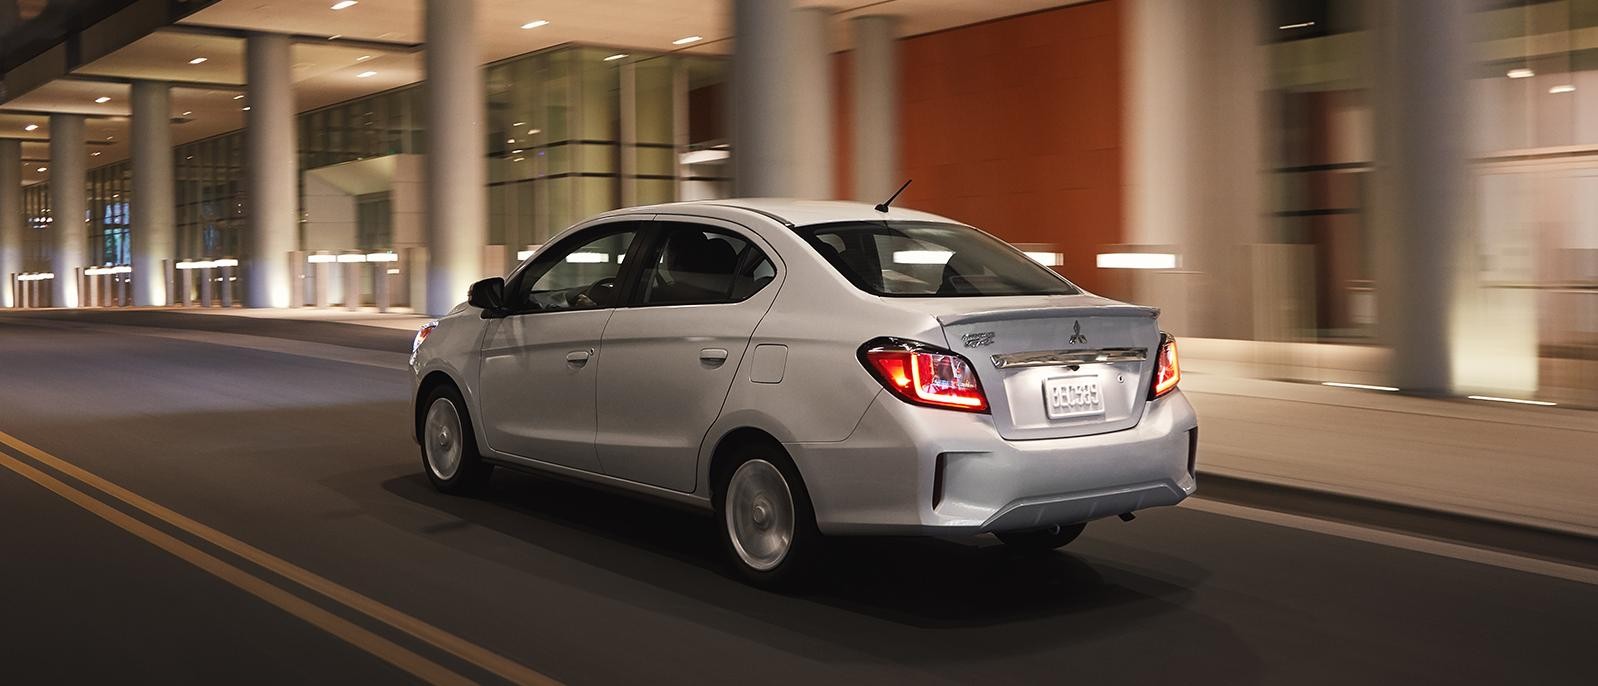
left=732, top=0, right=797, bottom=196
left=343, top=259, right=361, bottom=311
left=131, top=80, right=176, bottom=307
left=423, top=0, right=488, bottom=316
left=0, top=139, right=19, bottom=308
left=245, top=33, right=298, bottom=308
left=791, top=7, right=834, bottom=199
left=1370, top=0, right=1467, bottom=394
left=850, top=15, right=899, bottom=202
left=50, top=114, right=87, bottom=308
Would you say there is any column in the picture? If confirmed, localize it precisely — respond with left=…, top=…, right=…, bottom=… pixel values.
left=245, top=33, right=298, bottom=308
left=131, top=80, right=175, bottom=307
left=850, top=15, right=899, bottom=201
left=791, top=7, right=834, bottom=199
left=50, top=113, right=87, bottom=308
left=0, top=139, right=20, bottom=308
left=423, top=0, right=488, bottom=316
left=1370, top=0, right=1467, bottom=394
left=731, top=0, right=797, bottom=196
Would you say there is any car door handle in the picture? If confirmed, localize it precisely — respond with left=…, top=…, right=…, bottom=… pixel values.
left=565, top=349, right=593, bottom=365
left=699, top=348, right=729, bottom=366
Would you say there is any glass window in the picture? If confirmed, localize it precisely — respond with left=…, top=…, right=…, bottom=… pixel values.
left=509, top=226, right=638, bottom=312
left=639, top=224, right=774, bottom=305
left=799, top=221, right=1078, bottom=297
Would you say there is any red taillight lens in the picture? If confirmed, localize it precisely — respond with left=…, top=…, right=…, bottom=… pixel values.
left=1151, top=333, right=1180, bottom=399
left=861, top=339, right=989, bottom=413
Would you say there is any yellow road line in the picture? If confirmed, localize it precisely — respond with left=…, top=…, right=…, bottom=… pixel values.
left=0, top=449, right=474, bottom=686
left=0, top=429, right=559, bottom=686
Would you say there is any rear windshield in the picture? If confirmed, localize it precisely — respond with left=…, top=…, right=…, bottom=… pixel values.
left=796, top=221, right=1078, bottom=297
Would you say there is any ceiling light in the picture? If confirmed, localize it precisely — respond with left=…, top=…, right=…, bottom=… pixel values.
left=506, top=138, right=516, bottom=143
left=189, top=57, right=208, bottom=65
left=528, top=128, right=540, bottom=135
left=331, top=1, right=357, bottom=10
left=356, top=55, right=372, bottom=62
left=36, top=167, right=46, bottom=172
left=91, top=152, right=101, bottom=156
left=1096, top=252, right=1178, bottom=269
left=356, top=70, right=377, bottom=78
left=24, top=124, right=38, bottom=131
left=511, top=149, right=523, bottom=154
left=520, top=20, right=549, bottom=29
left=512, top=121, right=525, bottom=127
left=1467, top=395, right=1557, bottom=406
left=1507, top=68, right=1535, bottom=79
left=181, top=111, right=193, bottom=116
left=329, top=34, right=343, bottom=40
left=1277, top=21, right=1315, bottom=30
left=233, top=94, right=245, bottom=100
left=242, top=106, right=252, bottom=111
left=94, top=96, right=111, bottom=103
left=604, top=54, right=628, bottom=62
left=672, top=35, right=703, bottom=46
left=1550, top=84, right=1576, bottom=94
left=1323, top=381, right=1399, bottom=392
left=513, top=157, right=525, bottom=162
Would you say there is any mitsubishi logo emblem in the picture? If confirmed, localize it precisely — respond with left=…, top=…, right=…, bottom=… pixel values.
left=1069, top=320, right=1088, bottom=345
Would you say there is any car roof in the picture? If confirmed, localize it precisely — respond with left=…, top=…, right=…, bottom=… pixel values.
left=614, top=198, right=960, bottom=229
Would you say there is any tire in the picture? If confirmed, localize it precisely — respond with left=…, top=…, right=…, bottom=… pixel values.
left=994, top=522, right=1087, bottom=552
left=714, top=442, right=822, bottom=589
left=419, top=384, right=493, bottom=495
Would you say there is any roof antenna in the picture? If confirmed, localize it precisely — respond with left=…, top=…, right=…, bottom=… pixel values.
left=874, top=179, right=912, bottom=213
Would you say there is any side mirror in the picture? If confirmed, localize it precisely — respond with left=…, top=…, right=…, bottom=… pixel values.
left=468, top=277, right=506, bottom=316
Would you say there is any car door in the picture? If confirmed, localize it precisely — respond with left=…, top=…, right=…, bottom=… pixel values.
left=594, top=218, right=782, bottom=492
left=477, top=221, right=644, bottom=473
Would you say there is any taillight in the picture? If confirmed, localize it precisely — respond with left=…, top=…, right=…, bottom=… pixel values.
left=859, top=338, right=989, bottom=413
left=413, top=320, right=440, bottom=355
left=1150, top=332, right=1180, bottom=399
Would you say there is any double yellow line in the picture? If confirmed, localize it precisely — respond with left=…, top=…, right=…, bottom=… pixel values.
left=0, top=429, right=558, bottom=686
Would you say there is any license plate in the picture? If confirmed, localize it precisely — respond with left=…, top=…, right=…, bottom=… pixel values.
left=1044, top=376, right=1104, bottom=419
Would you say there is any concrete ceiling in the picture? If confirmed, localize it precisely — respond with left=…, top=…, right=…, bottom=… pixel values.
left=7, top=0, right=1086, bottom=185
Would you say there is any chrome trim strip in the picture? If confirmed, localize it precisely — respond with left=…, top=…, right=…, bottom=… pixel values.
left=991, top=347, right=1148, bottom=369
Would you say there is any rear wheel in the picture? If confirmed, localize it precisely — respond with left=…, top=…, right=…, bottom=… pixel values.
left=995, top=522, right=1086, bottom=552
left=420, top=385, right=493, bottom=494
left=715, top=444, right=821, bottom=589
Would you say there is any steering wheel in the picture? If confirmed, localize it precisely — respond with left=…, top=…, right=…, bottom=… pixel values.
left=571, top=277, right=618, bottom=308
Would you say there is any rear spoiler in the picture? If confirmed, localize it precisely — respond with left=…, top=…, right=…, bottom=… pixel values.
left=937, top=304, right=1159, bottom=326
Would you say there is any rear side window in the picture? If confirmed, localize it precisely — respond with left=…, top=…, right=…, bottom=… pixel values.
left=638, top=223, right=776, bottom=305
left=798, top=221, right=1078, bottom=297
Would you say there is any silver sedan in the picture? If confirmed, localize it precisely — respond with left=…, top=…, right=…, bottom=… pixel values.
left=410, top=199, right=1196, bottom=587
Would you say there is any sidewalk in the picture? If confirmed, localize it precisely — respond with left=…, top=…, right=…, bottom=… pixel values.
left=171, top=306, right=434, bottom=331
left=1182, top=372, right=1598, bottom=538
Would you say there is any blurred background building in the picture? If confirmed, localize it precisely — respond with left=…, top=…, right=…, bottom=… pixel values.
left=0, top=0, right=1593, bottom=405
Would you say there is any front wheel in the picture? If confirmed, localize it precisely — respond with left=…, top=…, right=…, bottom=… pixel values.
left=420, top=386, right=493, bottom=494
left=715, top=446, right=821, bottom=589
left=994, top=522, right=1087, bottom=552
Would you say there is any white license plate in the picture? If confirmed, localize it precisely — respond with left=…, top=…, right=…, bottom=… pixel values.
left=1044, top=376, right=1104, bottom=419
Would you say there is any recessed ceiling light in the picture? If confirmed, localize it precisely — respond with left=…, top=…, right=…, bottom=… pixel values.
left=673, top=35, right=703, bottom=46
left=506, top=138, right=516, bottom=143
left=1277, top=21, right=1315, bottom=30
left=242, top=106, right=252, bottom=111
left=528, top=128, right=539, bottom=135
left=329, top=34, right=343, bottom=40
left=512, top=121, right=525, bottom=127
left=331, top=1, right=357, bottom=10
left=511, top=149, right=523, bottom=154
left=1550, top=84, right=1576, bottom=94
left=36, top=167, right=46, bottom=172
left=520, top=20, right=549, bottom=29
left=189, top=57, right=208, bottom=65
left=24, top=124, right=38, bottom=131
left=356, top=55, right=373, bottom=62
left=233, top=94, right=245, bottom=100
left=356, top=70, right=377, bottom=78
left=181, top=111, right=193, bottom=116
left=94, top=96, right=111, bottom=103
left=91, top=151, right=101, bottom=156
left=513, top=157, right=525, bottom=162
left=1507, top=68, right=1535, bottom=79
left=604, top=53, right=628, bottom=62
left=105, top=136, right=113, bottom=141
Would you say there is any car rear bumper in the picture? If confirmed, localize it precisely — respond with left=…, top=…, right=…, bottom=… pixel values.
left=787, top=389, right=1198, bottom=535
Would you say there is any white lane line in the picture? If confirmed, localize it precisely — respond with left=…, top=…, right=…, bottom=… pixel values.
left=1182, top=497, right=1598, bottom=586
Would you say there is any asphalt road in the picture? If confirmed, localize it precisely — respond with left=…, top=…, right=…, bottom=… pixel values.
left=1, top=310, right=1594, bottom=685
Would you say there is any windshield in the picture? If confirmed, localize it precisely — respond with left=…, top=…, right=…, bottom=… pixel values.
left=797, top=221, right=1078, bottom=297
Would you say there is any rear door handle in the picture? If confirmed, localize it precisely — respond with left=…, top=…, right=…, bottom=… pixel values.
left=699, top=348, right=729, bottom=366
left=565, top=349, right=593, bottom=366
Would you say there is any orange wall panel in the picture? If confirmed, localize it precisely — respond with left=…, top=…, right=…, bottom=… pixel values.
left=869, top=0, right=1124, bottom=293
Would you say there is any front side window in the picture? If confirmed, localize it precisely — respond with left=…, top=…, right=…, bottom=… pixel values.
left=798, top=221, right=1078, bottom=297
left=510, top=227, right=638, bottom=312
left=638, top=223, right=775, bottom=305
